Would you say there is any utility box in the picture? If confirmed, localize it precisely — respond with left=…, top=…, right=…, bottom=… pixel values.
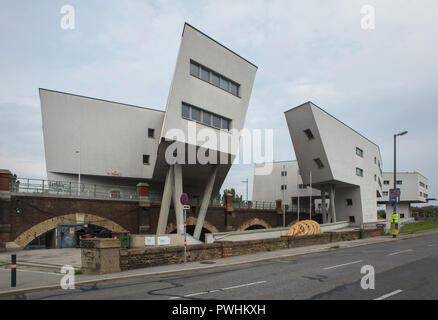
left=111, top=231, right=130, bottom=248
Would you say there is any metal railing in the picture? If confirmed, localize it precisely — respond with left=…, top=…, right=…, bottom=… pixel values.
left=9, top=176, right=279, bottom=210
left=10, top=177, right=146, bottom=201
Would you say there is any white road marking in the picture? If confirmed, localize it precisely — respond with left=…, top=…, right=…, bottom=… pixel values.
left=322, top=260, right=363, bottom=270
left=168, top=280, right=266, bottom=299
left=374, top=289, right=403, bottom=300
left=427, top=243, right=438, bottom=247
left=388, top=249, right=413, bottom=256
left=222, top=281, right=266, bottom=290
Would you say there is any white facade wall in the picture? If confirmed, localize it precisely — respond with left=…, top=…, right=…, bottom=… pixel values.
left=381, top=172, right=429, bottom=203
left=40, top=89, right=164, bottom=180
left=284, top=102, right=383, bottom=225
left=161, top=24, right=257, bottom=156
left=252, top=160, right=320, bottom=208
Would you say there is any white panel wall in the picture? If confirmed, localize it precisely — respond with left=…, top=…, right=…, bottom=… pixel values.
left=161, top=24, right=257, bottom=155
left=40, top=89, right=164, bottom=180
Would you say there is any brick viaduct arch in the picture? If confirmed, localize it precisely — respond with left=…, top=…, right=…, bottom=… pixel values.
left=8, top=213, right=124, bottom=248
left=237, top=218, right=272, bottom=231
left=165, top=217, right=219, bottom=234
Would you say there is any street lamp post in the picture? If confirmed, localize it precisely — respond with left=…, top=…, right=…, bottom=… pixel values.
left=242, top=178, right=248, bottom=208
left=76, top=149, right=81, bottom=196
left=392, top=130, right=408, bottom=237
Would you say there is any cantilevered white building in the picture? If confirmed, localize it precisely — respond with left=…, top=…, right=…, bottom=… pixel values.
left=284, top=102, right=383, bottom=225
left=40, top=23, right=258, bottom=239
left=379, top=172, right=430, bottom=220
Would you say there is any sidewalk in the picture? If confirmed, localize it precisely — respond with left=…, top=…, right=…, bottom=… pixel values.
left=1, top=229, right=438, bottom=297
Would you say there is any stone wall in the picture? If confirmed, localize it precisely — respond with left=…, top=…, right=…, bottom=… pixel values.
left=117, top=229, right=384, bottom=271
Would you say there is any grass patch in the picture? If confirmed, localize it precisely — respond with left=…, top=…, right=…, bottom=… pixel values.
left=330, top=245, right=340, bottom=249
left=399, top=221, right=438, bottom=234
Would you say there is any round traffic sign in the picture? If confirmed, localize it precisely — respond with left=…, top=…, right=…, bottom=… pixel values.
left=180, top=193, right=188, bottom=205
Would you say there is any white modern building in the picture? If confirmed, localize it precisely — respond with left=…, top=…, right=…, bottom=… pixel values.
left=40, top=23, right=258, bottom=239
left=252, top=160, right=322, bottom=214
left=379, top=172, right=430, bottom=220
left=283, top=101, right=383, bottom=225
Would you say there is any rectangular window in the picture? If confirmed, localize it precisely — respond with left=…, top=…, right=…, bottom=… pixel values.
left=220, top=77, right=229, bottom=91
left=303, top=129, right=314, bottom=140
left=356, top=167, right=364, bottom=177
left=143, top=154, right=150, bottom=165
left=349, top=216, right=356, bottom=223
left=384, top=180, right=390, bottom=185
left=314, top=158, right=324, bottom=168
left=213, top=115, right=221, bottom=128
left=396, top=180, right=402, bottom=185
left=190, top=60, right=240, bottom=97
left=356, top=147, right=363, bottom=157
left=383, top=191, right=389, bottom=196
left=191, top=108, right=201, bottom=121
left=281, top=185, right=287, bottom=190
left=400, top=213, right=405, bottom=219
left=346, top=199, right=353, bottom=206
left=281, top=171, right=287, bottom=176
left=230, top=82, right=238, bottom=96
left=182, top=103, right=190, bottom=118
left=148, top=128, right=155, bottom=138
left=202, top=111, right=211, bottom=125
left=211, top=73, right=220, bottom=87
left=182, top=102, right=230, bottom=131
left=201, top=68, right=209, bottom=82
left=374, top=157, right=377, bottom=164
left=221, top=118, right=229, bottom=130
left=190, top=62, right=199, bottom=77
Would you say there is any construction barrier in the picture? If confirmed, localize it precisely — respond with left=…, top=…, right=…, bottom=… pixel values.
left=286, top=220, right=321, bottom=237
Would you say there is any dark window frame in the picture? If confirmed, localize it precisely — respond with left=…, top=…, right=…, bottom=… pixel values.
left=190, top=60, right=241, bottom=97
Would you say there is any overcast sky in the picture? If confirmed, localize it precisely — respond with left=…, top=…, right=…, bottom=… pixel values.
left=1, top=0, right=437, bottom=205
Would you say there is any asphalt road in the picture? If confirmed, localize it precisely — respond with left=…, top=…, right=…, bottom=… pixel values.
left=4, top=233, right=438, bottom=300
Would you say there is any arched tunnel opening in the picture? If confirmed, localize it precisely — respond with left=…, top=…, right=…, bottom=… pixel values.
left=25, top=224, right=112, bottom=249
left=169, top=226, right=211, bottom=243
left=244, top=224, right=267, bottom=231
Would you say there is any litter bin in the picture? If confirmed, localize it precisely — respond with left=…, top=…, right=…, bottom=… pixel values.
left=111, top=230, right=130, bottom=248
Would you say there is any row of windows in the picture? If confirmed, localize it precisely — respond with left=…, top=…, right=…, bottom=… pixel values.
left=190, top=60, right=240, bottom=96
left=182, top=102, right=230, bottom=130
left=383, top=180, right=403, bottom=185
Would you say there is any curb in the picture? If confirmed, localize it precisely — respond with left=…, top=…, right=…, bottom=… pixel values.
left=1, top=229, right=438, bottom=297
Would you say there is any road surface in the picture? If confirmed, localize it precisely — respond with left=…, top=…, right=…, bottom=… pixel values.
left=3, top=233, right=438, bottom=300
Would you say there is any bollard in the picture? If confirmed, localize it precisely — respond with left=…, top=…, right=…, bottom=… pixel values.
left=11, top=254, right=16, bottom=287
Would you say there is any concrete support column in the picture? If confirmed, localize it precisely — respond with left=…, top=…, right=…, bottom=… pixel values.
left=328, top=184, right=336, bottom=223
left=321, top=185, right=327, bottom=224
left=156, top=166, right=174, bottom=234
left=0, top=169, right=11, bottom=201
left=172, top=164, right=184, bottom=234
left=193, top=165, right=218, bottom=240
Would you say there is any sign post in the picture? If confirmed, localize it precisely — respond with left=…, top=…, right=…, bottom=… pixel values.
left=180, top=193, right=189, bottom=264
left=11, top=254, right=16, bottom=287
left=389, top=188, right=401, bottom=237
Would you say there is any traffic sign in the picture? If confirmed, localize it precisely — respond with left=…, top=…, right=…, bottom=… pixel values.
left=389, top=188, right=401, bottom=203
left=183, top=205, right=190, bottom=210
left=180, top=193, right=188, bottom=205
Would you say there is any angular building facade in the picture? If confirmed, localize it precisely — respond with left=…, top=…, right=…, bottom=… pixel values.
left=284, top=102, right=383, bottom=225
left=40, top=23, right=258, bottom=239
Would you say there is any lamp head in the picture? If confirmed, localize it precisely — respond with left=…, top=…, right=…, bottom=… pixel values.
left=396, top=131, right=408, bottom=136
